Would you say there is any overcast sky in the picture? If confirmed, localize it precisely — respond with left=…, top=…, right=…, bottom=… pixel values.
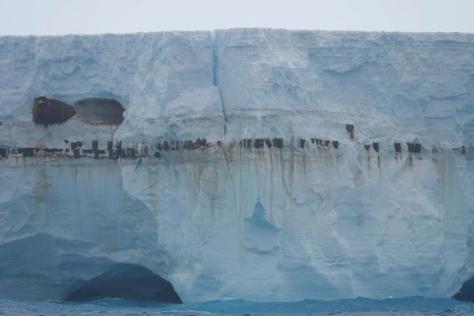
left=0, top=0, right=473, bottom=36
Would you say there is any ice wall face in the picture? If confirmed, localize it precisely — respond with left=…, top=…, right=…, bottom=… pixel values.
left=0, top=32, right=223, bottom=147
left=215, top=29, right=474, bottom=144
left=0, top=29, right=474, bottom=302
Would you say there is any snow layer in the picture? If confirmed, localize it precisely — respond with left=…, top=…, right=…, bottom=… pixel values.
left=0, top=29, right=474, bottom=302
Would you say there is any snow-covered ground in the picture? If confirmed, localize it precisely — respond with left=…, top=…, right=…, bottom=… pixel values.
left=0, top=29, right=473, bottom=302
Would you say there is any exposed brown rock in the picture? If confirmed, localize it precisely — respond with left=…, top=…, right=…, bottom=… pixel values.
left=394, top=143, right=401, bottom=153
left=345, top=124, right=354, bottom=139
left=32, top=96, right=75, bottom=127
left=372, top=142, right=379, bottom=152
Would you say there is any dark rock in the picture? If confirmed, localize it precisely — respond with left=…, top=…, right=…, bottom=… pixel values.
left=453, top=277, right=474, bottom=302
left=407, top=142, right=422, bottom=153
left=299, top=138, right=305, bottom=149
left=43, top=148, right=63, bottom=153
left=92, top=140, right=99, bottom=159
left=414, top=143, right=421, bottom=153
left=246, top=139, right=252, bottom=148
left=170, top=141, right=178, bottom=151
left=110, top=141, right=124, bottom=159
left=394, top=142, right=401, bottom=153
left=254, top=139, right=264, bottom=149
left=32, top=96, right=75, bottom=127
left=241, top=139, right=252, bottom=148
left=71, top=141, right=83, bottom=150
left=345, top=124, right=354, bottom=139
left=312, top=138, right=322, bottom=145
left=73, top=149, right=81, bottom=158
left=195, top=138, right=208, bottom=148
left=265, top=138, right=272, bottom=148
left=20, top=147, right=35, bottom=157
left=372, top=142, right=379, bottom=152
left=272, top=138, right=283, bottom=149
left=65, top=263, right=182, bottom=303
left=185, top=140, right=195, bottom=150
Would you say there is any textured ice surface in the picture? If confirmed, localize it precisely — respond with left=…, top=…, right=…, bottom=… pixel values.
left=0, top=29, right=474, bottom=302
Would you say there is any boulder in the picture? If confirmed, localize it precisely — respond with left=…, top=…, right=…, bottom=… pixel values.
left=32, top=96, right=75, bottom=126
left=65, top=263, right=182, bottom=303
left=453, top=277, right=474, bottom=302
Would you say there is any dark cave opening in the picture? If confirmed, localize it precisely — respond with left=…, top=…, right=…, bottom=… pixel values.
left=73, top=98, right=125, bottom=125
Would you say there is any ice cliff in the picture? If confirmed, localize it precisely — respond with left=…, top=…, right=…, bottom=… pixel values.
left=0, top=29, right=473, bottom=302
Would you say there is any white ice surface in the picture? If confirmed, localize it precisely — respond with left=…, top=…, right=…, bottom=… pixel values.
left=0, top=29, right=473, bottom=302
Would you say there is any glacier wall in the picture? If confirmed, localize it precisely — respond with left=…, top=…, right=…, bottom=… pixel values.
left=0, top=29, right=474, bottom=302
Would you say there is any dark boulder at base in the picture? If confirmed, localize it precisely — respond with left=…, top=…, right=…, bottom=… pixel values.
left=65, top=263, right=182, bottom=304
left=453, top=277, right=474, bottom=302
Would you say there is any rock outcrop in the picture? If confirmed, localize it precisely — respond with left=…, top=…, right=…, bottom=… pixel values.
left=66, top=264, right=182, bottom=303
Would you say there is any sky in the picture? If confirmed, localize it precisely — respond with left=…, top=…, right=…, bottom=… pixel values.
left=0, top=0, right=473, bottom=36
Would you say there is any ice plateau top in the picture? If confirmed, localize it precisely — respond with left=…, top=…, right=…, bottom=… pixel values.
left=0, top=29, right=473, bottom=302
